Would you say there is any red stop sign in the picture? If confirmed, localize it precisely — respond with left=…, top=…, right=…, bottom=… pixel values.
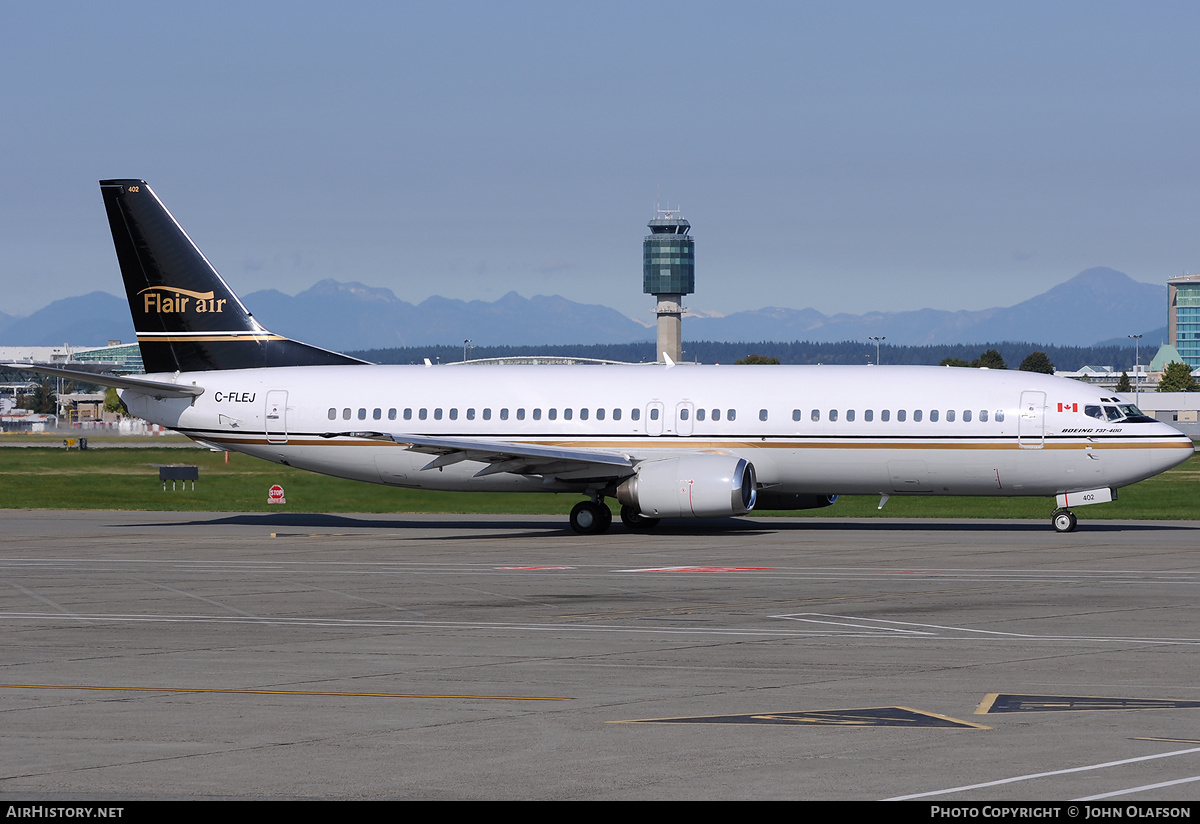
left=268, top=485, right=286, bottom=504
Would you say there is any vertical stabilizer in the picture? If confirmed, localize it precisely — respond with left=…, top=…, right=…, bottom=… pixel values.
left=99, top=179, right=363, bottom=373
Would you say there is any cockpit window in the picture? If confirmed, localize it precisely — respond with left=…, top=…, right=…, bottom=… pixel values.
left=1086, top=403, right=1155, bottom=423
left=1116, top=404, right=1156, bottom=423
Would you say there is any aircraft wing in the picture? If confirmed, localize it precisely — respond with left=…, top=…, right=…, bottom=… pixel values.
left=3, top=363, right=204, bottom=399
left=324, top=431, right=635, bottom=480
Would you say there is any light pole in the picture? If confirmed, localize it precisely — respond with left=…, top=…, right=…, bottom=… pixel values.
left=1128, top=334, right=1142, bottom=404
left=463, top=339, right=472, bottom=363
left=869, top=336, right=885, bottom=366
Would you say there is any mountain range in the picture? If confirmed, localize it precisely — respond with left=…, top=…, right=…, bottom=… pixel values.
left=0, top=267, right=1168, bottom=351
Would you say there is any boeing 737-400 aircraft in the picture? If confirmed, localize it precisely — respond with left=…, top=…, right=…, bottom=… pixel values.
left=10, top=180, right=1195, bottom=533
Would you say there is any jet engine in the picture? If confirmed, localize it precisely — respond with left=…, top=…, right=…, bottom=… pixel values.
left=616, top=455, right=756, bottom=518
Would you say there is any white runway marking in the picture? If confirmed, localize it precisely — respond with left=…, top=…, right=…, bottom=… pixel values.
left=0, top=611, right=863, bottom=637
left=886, top=746, right=1200, bottom=800
left=1075, top=773, right=1200, bottom=799
left=776, top=613, right=1200, bottom=645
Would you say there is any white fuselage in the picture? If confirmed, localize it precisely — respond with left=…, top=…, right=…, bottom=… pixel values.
left=120, top=363, right=1194, bottom=500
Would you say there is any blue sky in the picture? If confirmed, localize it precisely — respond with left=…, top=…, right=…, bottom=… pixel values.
left=4, top=1, right=1200, bottom=323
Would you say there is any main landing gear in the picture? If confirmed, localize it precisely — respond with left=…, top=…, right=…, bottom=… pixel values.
left=569, top=500, right=613, bottom=535
left=1052, top=509, right=1078, bottom=533
left=619, top=505, right=659, bottom=532
left=569, top=499, right=660, bottom=534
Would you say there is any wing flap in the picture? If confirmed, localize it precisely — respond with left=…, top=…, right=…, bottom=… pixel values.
left=323, top=431, right=634, bottom=480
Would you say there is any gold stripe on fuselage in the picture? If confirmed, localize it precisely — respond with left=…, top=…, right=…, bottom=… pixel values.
left=184, top=434, right=1194, bottom=451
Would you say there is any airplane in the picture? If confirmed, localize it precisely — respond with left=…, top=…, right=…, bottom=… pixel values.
left=8, top=179, right=1195, bottom=534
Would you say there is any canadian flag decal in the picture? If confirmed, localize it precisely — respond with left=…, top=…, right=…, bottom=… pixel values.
left=1057, top=402, right=1078, bottom=412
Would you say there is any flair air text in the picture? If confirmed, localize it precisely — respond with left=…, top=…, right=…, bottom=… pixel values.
left=139, top=286, right=226, bottom=314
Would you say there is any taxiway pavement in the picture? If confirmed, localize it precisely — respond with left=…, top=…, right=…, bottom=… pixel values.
left=2, top=510, right=1199, bottom=800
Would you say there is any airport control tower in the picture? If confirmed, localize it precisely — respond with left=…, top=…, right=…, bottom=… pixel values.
left=643, top=209, right=694, bottom=363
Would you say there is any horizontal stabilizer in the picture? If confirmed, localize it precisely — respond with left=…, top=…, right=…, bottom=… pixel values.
left=4, top=363, right=204, bottom=399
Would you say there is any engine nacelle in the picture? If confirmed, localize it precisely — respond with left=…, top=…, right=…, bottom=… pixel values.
left=754, top=492, right=838, bottom=511
left=617, top=455, right=756, bottom=518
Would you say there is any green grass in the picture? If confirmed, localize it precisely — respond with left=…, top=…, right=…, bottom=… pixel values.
left=0, top=446, right=1197, bottom=520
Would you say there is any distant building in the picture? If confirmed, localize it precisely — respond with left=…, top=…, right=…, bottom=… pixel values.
left=1053, top=364, right=1146, bottom=389
left=70, top=342, right=143, bottom=373
left=1167, top=274, right=1200, bottom=368
left=1149, top=342, right=1186, bottom=373
left=0, top=342, right=143, bottom=376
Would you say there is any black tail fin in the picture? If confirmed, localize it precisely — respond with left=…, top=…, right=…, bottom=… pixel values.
left=99, top=179, right=364, bottom=373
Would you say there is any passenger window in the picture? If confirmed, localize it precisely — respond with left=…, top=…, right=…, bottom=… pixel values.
left=979, top=410, right=987, bottom=422
left=467, top=408, right=475, bottom=420
left=631, top=408, right=640, bottom=421
left=419, top=409, right=428, bottom=420
left=434, top=408, right=443, bottom=420
left=388, top=408, right=397, bottom=420
left=829, top=409, right=838, bottom=421
left=483, top=408, right=491, bottom=420
left=846, top=409, right=855, bottom=422
left=913, top=410, right=922, bottom=422
left=898, top=410, right=907, bottom=422
left=945, top=410, right=954, bottom=422
left=864, top=409, right=873, bottom=422
left=792, top=409, right=802, bottom=422
left=596, top=408, right=605, bottom=420
left=532, top=408, right=541, bottom=420
left=759, top=409, right=768, bottom=421
left=613, top=408, right=622, bottom=421
left=727, top=409, right=736, bottom=421
left=929, top=410, right=938, bottom=422
left=327, top=408, right=336, bottom=420
left=811, top=409, right=821, bottom=422
left=564, top=409, right=573, bottom=420
left=995, top=410, right=1004, bottom=422
left=404, top=408, right=412, bottom=420
left=516, top=408, right=525, bottom=420
left=960, top=410, right=969, bottom=422
left=342, top=408, right=351, bottom=420
left=680, top=408, right=689, bottom=421
left=548, top=409, right=557, bottom=420
left=881, top=409, right=890, bottom=422
left=695, top=408, right=704, bottom=421
left=358, top=408, right=366, bottom=420
left=500, top=408, right=509, bottom=420
left=579, top=408, right=588, bottom=420
left=449, top=408, right=458, bottom=420
left=373, top=408, right=382, bottom=420
left=649, top=408, right=659, bottom=421
left=711, top=409, right=720, bottom=421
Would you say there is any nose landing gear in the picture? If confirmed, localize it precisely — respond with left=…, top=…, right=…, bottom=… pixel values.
left=1052, top=509, right=1078, bottom=533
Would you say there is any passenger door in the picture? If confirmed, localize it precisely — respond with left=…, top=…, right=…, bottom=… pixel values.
left=1018, top=390, right=1045, bottom=449
left=265, top=390, right=289, bottom=444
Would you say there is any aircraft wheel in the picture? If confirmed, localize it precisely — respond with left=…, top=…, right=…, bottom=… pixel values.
left=570, top=501, right=611, bottom=535
left=1052, top=510, right=1077, bottom=533
left=620, top=505, right=660, bottom=531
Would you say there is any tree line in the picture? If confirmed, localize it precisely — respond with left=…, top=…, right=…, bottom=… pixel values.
left=352, top=340, right=1156, bottom=372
